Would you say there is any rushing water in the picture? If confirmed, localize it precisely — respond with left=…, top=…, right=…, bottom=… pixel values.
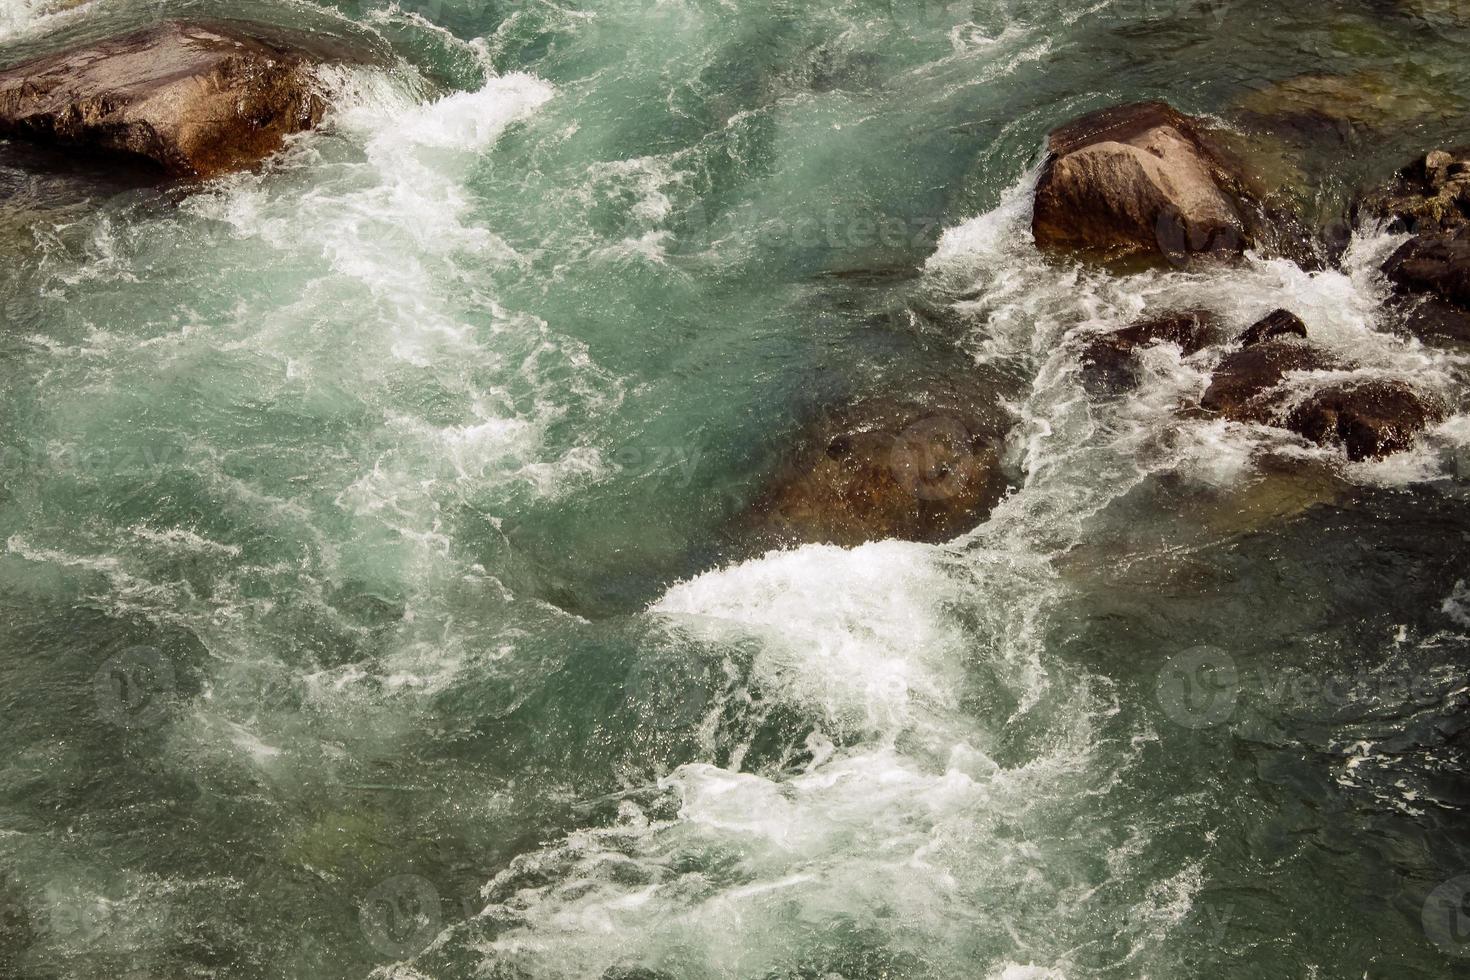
left=3, top=0, right=1470, bottom=977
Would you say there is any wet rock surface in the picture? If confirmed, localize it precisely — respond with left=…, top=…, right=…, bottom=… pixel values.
left=1197, top=329, right=1442, bottom=459
left=1238, top=309, right=1309, bottom=347
left=1382, top=225, right=1470, bottom=345
left=1393, top=0, right=1470, bottom=25
left=1287, top=378, right=1446, bottom=461
left=0, top=19, right=377, bottom=178
left=1359, top=148, right=1470, bottom=234
left=1075, top=308, right=1219, bottom=391
left=1384, top=225, right=1470, bottom=308
left=1200, top=339, right=1345, bottom=423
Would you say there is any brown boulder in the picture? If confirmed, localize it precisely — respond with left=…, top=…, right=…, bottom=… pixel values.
left=1032, top=102, right=1250, bottom=265
left=1076, top=308, right=1219, bottom=390
left=1287, top=379, right=1444, bottom=461
left=1238, top=309, right=1308, bottom=347
left=1199, top=335, right=1441, bottom=459
left=745, top=381, right=1014, bottom=547
left=1199, top=340, right=1344, bottom=423
left=0, top=20, right=378, bottom=178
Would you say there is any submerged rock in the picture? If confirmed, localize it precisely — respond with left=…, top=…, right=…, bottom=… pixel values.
left=1233, top=71, right=1456, bottom=147
left=0, top=19, right=377, bottom=178
left=1382, top=225, right=1470, bottom=346
left=1358, top=148, right=1470, bottom=234
left=744, top=379, right=1014, bottom=547
left=1075, top=308, right=1220, bottom=391
left=1287, top=379, right=1446, bottom=462
left=1200, top=339, right=1344, bottom=423
left=1238, top=309, right=1308, bottom=347
left=1032, top=102, right=1250, bottom=265
left=602, top=969, right=676, bottom=980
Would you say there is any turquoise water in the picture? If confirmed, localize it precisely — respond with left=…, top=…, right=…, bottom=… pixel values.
left=3, top=1, right=1470, bottom=977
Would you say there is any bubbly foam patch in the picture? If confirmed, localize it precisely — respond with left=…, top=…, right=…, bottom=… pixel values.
left=450, top=735, right=1110, bottom=979
left=651, top=541, right=967, bottom=736
left=390, top=514, right=1172, bottom=979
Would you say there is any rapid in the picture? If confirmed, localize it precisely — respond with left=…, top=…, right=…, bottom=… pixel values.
left=2, top=1, right=1470, bottom=978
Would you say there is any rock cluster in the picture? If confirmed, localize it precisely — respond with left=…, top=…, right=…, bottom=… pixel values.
left=1033, top=101, right=1451, bottom=468
left=1360, top=148, right=1470, bottom=234
left=1380, top=185, right=1470, bottom=347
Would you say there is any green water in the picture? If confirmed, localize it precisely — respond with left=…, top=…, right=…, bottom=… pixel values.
left=3, top=0, right=1470, bottom=977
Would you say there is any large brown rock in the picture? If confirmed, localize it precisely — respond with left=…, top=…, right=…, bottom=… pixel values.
left=1032, top=102, right=1251, bottom=265
left=744, top=381, right=1014, bottom=547
left=1199, top=340, right=1344, bottom=423
left=1287, top=379, right=1445, bottom=461
left=0, top=20, right=376, bottom=178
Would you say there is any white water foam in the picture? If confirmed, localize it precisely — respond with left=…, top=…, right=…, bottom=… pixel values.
left=388, top=499, right=1187, bottom=979
left=176, top=66, right=623, bottom=527
left=0, top=0, right=87, bottom=42
left=652, top=541, right=968, bottom=737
